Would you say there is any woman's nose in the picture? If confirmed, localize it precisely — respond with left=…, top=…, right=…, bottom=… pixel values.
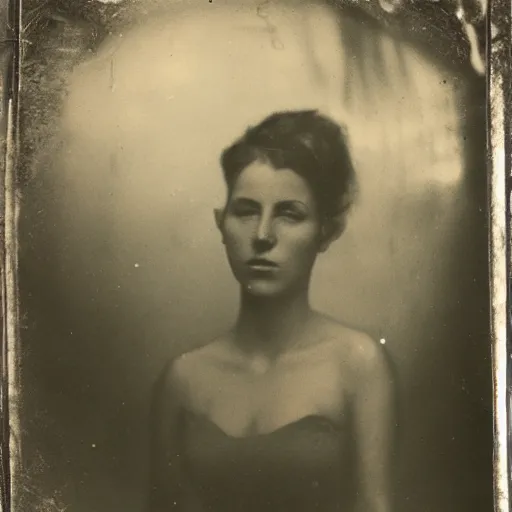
left=254, top=216, right=276, bottom=249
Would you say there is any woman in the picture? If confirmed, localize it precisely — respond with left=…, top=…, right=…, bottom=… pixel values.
left=148, top=110, right=395, bottom=512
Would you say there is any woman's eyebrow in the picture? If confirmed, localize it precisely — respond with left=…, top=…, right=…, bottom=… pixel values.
left=231, top=197, right=309, bottom=210
left=230, top=197, right=260, bottom=206
left=278, top=200, right=309, bottom=209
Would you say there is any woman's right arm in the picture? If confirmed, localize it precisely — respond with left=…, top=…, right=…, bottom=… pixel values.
left=148, top=359, right=184, bottom=512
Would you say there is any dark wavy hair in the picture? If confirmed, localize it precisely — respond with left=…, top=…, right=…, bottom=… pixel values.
left=220, top=110, right=357, bottom=219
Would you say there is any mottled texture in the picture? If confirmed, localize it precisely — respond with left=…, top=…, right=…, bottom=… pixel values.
left=14, top=2, right=492, bottom=512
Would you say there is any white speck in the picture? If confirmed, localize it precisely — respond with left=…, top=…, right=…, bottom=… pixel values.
left=91, top=444, right=96, bottom=448
left=380, top=338, right=386, bottom=345
left=134, top=263, right=140, bottom=268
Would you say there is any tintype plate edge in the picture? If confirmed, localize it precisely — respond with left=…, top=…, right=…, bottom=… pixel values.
left=2, top=0, right=21, bottom=511
left=0, top=1, right=509, bottom=511
left=489, top=0, right=511, bottom=510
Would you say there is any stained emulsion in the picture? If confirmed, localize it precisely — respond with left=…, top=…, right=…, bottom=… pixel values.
left=18, top=2, right=489, bottom=512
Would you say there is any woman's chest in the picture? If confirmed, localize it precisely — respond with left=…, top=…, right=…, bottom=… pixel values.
left=185, top=356, right=350, bottom=438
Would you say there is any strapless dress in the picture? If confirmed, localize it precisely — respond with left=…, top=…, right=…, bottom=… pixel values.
left=178, top=408, right=356, bottom=512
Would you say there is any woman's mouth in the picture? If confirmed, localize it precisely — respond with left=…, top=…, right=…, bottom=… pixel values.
left=247, top=258, right=279, bottom=271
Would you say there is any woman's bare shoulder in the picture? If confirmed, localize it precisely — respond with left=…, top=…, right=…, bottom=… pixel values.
left=317, top=314, right=390, bottom=379
left=176, top=335, right=234, bottom=367
left=156, top=337, right=235, bottom=411
left=167, top=335, right=235, bottom=385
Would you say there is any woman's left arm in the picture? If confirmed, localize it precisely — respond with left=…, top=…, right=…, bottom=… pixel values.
left=351, top=337, right=396, bottom=512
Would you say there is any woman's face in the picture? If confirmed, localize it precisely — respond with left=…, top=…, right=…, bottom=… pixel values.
left=217, top=160, right=330, bottom=298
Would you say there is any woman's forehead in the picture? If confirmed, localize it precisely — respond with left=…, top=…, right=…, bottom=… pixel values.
left=231, top=161, right=314, bottom=203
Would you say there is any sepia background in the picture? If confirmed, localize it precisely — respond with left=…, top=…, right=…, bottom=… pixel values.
left=16, top=1, right=492, bottom=511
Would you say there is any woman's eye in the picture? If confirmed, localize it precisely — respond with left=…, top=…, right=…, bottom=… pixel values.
left=232, top=207, right=258, bottom=217
left=279, top=210, right=304, bottom=221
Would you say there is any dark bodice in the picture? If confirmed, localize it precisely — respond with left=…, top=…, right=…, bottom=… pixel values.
left=178, top=409, right=356, bottom=512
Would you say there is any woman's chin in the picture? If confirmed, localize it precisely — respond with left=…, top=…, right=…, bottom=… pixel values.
left=242, top=279, right=286, bottom=298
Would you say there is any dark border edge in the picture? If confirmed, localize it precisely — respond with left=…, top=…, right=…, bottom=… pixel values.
left=0, top=0, right=508, bottom=511
left=2, top=0, right=21, bottom=510
left=488, top=0, right=511, bottom=511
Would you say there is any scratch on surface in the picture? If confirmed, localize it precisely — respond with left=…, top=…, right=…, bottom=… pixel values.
left=110, top=57, right=115, bottom=92
left=256, top=0, right=284, bottom=50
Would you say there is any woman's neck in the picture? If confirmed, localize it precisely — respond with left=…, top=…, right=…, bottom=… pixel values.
left=233, top=288, right=314, bottom=359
